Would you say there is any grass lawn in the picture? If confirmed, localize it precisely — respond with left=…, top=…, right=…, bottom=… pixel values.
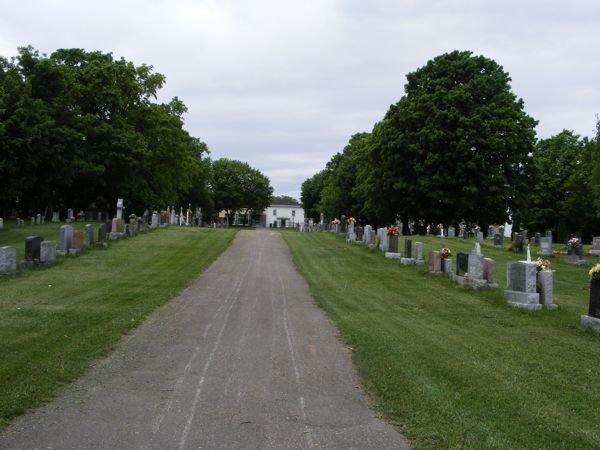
left=0, top=224, right=237, bottom=429
left=281, top=231, right=600, bottom=449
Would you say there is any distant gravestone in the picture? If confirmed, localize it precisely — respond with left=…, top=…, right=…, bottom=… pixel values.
left=441, top=257, right=452, bottom=275
left=116, top=198, right=124, bottom=220
left=59, top=225, right=73, bottom=256
left=456, top=252, right=469, bottom=276
left=404, top=239, right=412, bottom=258
left=36, top=213, right=41, bottom=225
left=0, top=218, right=3, bottom=229
left=504, top=262, right=541, bottom=310
left=70, top=230, right=84, bottom=255
left=25, top=236, right=43, bottom=261
left=51, top=211, right=60, bottom=222
left=537, top=271, right=557, bottom=309
left=493, top=233, right=503, bottom=248
left=389, top=235, right=399, bottom=253
left=545, top=229, right=552, bottom=239
left=0, top=246, right=17, bottom=274
left=448, top=226, right=455, bottom=238
left=40, top=241, right=56, bottom=264
left=415, top=242, right=424, bottom=265
left=67, top=208, right=75, bottom=222
left=85, top=224, right=94, bottom=245
left=151, top=212, right=159, bottom=228
left=534, top=232, right=541, bottom=246
left=428, top=251, right=442, bottom=275
left=30, top=217, right=35, bottom=226
left=468, top=248, right=484, bottom=280
left=590, top=236, right=600, bottom=256
left=539, top=237, right=553, bottom=256
left=482, top=258, right=498, bottom=287
left=98, top=223, right=107, bottom=244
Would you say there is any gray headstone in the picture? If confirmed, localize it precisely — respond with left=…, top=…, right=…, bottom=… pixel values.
left=51, top=211, right=60, bottom=222
left=415, top=242, right=424, bottom=263
left=151, top=212, right=159, bottom=228
left=505, top=261, right=540, bottom=308
left=545, top=229, right=552, bottom=238
left=537, top=271, right=555, bottom=308
left=116, top=198, right=124, bottom=220
left=25, top=236, right=43, bottom=261
left=98, top=223, right=107, bottom=243
left=468, top=250, right=484, bottom=280
left=85, top=224, right=94, bottom=245
left=0, top=246, right=17, bottom=274
left=493, top=233, right=503, bottom=247
left=30, top=217, right=35, bottom=226
left=429, top=251, right=442, bottom=273
left=534, top=232, right=541, bottom=246
left=0, top=218, right=3, bottom=229
left=59, top=225, right=73, bottom=255
left=36, top=213, right=41, bottom=225
left=447, top=226, right=455, bottom=238
left=40, top=241, right=56, bottom=264
left=539, top=237, right=553, bottom=256
left=389, top=235, right=399, bottom=253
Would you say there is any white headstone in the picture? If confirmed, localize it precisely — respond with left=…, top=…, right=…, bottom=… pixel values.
left=116, top=198, right=124, bottom=220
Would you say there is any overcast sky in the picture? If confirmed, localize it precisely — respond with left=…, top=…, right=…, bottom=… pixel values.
left=1, top=0, right=599, bottom=199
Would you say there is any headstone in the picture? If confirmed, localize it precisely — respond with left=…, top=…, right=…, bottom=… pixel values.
left=23, top=236, right=43, bottom=266
left=98, top=223, right=107, bottom=244
left=0, top=246, right=17, bottom=274
left=537, top=271, right=557, bottom=309
left=428, top=251, right=442, bottom=275
left=415, top=242, right=424, bottom=265
left=389, top=235, right=399, bottom=253
left=447, top=226, right=455, bottom=238
left=0, top=218, right=3, bottom=229
left=441, top=257, right=452, bottom=275
left=67, top=208, right=75, bottom=222
left=51, top=211, right=60, bottom=222
left=30, top=217, right=35, bottom=226
left=36, top=213, right=41, bottom=225
left=112, top=218, right=120, bottom=234
left=378, top=228, right=388, bottom=252
left=590, top=236, right=600, bottom=256
left=462, top=229, right=468, bottom=240
left=40, top=241, right=56, bottom=264
left=493, top=233, right=503, bottom=248
left=85, top=224, right=94, bottom=245
left=468, top=247, right=484, bottom=280
left=404, top=239, right=412, bottom=258
left=539, top=237, right=553, bottom=256
left=534, top=232, right=541, bottom=246
left=116, top=198, right=124, bottom=220
left=151, top=212, right=159, bottom=228
left=456, top=252, right=469, bottom=276
left=545, top=229, right=552, bottom=239
left=356, top=226, right=363, bottom=242
left=71, top=230, right=84, bottom=252
left=482, top=258, right=498, bottom=287
left=59, top=225, right=73, bottom=255
left=504, top=262, right=541, bottom=310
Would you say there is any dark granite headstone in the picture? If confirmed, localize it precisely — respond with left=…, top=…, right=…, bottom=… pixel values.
left=389, top=235, right=399, bottom=253
left=25, top=236, right=43, bottom=261
left=493, top=233, right=503, bottom=247
left=534, top=232, right=541, bottom=246
left=404, top=239, right=412, bottom=258
left=589, top=279, right=600, bottom=318
left=105, top=219, right=112, bottom=233
left=462, top=230, right=468, bottom=240
left=98, top=223, right=107, bottom=243
left=456, top=252, right=469, bottom=276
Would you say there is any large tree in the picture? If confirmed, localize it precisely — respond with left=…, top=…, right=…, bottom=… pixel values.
left=300, top=170, right=328, bottom=221
left=360, top=50, right=537, bottom=227
left=210, top=158, right=273, bottom=225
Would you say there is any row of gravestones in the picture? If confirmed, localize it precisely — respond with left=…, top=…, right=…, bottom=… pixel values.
left=0, top=217, right=155, bottom=275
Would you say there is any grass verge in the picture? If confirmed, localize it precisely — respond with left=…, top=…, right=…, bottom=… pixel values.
left=0, top=226, right=237, bottom=429
left=281, top=231, right=600, bottom=449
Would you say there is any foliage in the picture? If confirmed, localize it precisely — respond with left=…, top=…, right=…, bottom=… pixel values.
left=210, top=158, right=273, bottom=225
left=512, top=129, right=598, bottom=242
left=0, top=46, right=210, bottom=216
left=272, top=195, right=299, bottom=205
left=300, top=169, right=328, bottom=220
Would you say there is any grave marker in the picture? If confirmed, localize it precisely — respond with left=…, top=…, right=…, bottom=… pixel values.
left=0, top=246, right=17, bottom=274
left=40, top=241, right=56, bottom=265
left=504, top=262, right=541, bottom=310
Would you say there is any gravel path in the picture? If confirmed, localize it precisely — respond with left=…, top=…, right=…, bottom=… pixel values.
left=1, top=229, right=411, bottom=449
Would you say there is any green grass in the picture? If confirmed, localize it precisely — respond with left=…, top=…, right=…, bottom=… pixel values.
left=0, top=225, right=237, bottom=429
left=281, top=231, right=600, bottom=449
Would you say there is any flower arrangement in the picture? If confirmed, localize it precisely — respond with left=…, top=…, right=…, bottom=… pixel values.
left=347, top=216, right=356, bottom=223
left=568, top=237, right=582, bottom=249
left=440, top=247, right=451, bottom=259
left=535, top=257, right=551, bottom=272
left=387, top=225, right=400, bottom=236
left=331, top=218, right=341, bottom=224
left=160, top=210, right=169, bottom=217
left=589, top=264, right=600, bottom=280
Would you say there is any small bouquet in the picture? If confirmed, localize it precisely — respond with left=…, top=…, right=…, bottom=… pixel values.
left=440, top=247, right=451, bottom=259
left=387, top=225, right=400, bottom=236
left=568, top=237, right=582, bottom=249
left=331, top=218, right=341, bottom=224
left=589, top=263, right=600, bottom=280
left=347, top=216, right=356, bottom=223
left=535, top=257, right=551, bottom=272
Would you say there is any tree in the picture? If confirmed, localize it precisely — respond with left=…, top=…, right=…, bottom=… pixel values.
left=300, top=170, right=327, bottom=221
left=360, top=50, right=537, bottom=227
left=210, top=158, right=273, bottom=226
left=272, top=195, right=299, bottom=205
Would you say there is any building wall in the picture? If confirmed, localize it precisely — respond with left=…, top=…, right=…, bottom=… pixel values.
left=263, top=205, right=305, bottom=228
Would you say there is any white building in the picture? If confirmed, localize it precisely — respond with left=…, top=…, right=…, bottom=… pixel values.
left=260, top=199, right=305, bottom=228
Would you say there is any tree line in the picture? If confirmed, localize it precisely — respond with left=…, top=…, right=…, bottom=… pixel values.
left=0, top=46, right=273, bottom=222
left=301, top=50, right=600, bottom=241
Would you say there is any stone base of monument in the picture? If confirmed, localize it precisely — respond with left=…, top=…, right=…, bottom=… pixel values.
left=538, top=251, right=553, bottom=256
left=590, top=250, right=600, bottom=256
left=367, top=244, right=377, bottom=250
left=415, top=259, right=425, bottom=265
left=385, top=252, right=401, bottom=259
left=109, top=232, right=126, bottom=240
left=19, top=260, right=35, bottom=269
left=452, top=274, right=493, bottom=290
left=505, top=290, right=543, bottom=310
left=68, top=248, right=81, bottom=256
left=400, top=257, right=415, bottom=265
left=57, top=250, right=67, bottom=257
left=580, top=315, right=600, bottom=332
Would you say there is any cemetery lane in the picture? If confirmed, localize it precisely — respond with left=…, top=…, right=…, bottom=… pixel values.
left=0, top=229, right=410, bottom=450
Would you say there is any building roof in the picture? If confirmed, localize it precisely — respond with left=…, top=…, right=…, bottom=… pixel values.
left=270, top=199, right=301, bottom=207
